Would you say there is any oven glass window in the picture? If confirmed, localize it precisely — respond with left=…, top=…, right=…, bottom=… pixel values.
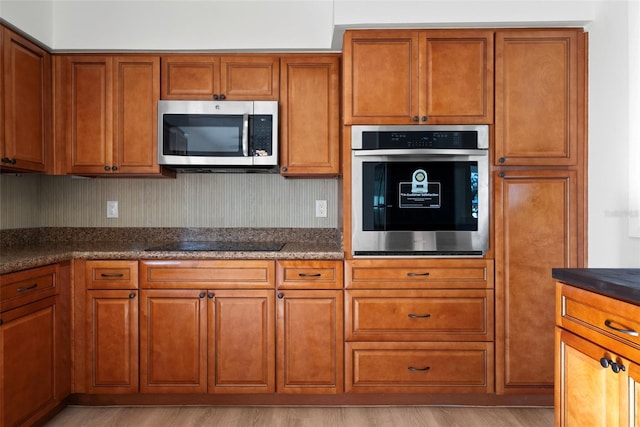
left=162, top=114, right=243, bottom=156
left=362, top=161, right=479, bottom=231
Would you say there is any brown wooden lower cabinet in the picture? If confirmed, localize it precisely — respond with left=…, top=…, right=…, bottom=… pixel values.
left=276, top=290, right=343, bottom=394
left=0, top=263, right=70, bottom=427
left=86, top=289, right=138, bottom=393
left=139, top=288, right=275, bottom=394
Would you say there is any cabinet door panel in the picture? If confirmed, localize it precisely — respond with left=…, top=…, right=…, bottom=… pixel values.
left=209, top=290, right=275, bottom=393
left=220, top=56, right=279, bottom=100
left=140, top=289, right=207, bottom=393
left=421, top=30, right=493, bottom=123
left=114, top=56, right=160, bottom=174
left=65, top=56, right=113, bottom=173
left=1, top=297, right=57, bottom=427
left=2, top=28, right=51, bottom=172
left=343, top=30, right=419, bottom=124
left=279, top=56, right=339, bottom=176
left=556, top=329, right=627, bottom=426
left=495, top=30, right=583, bottom=165
left=86, top=290, right=138, bottom=393
left=277, top=290, right=343, bottom=394
left=496, top=170, right=578, bottom=394
left=161, top=56, right=220, bottom=99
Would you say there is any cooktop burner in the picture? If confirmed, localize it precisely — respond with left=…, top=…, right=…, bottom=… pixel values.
left=145, top=241, right=285, bottom=252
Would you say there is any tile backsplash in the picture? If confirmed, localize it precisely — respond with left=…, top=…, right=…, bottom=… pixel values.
left=1, top=173, right=339, bottom=229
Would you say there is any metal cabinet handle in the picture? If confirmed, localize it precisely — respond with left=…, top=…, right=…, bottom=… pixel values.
left=408, top=366, right=431, bottom=371
left=101, top=273, right=124, bottom=278
left=299, top=273, right=322, bottom=277
left=199, top=292, right=206, bottom=299
left=277, top=293, right=284, bottom=299
left=208, top=292, right=214, bottom=299
left=129, top=293, right=136, bottom=299
left=600, top=357, right=626, bottom=373
left=604, top=319, right=639, bottom=337
left=17, top=283, right=38, bottom=292
left=407, top=272, right=430, bottom=277
left=408, top=313, right=431, bottom=319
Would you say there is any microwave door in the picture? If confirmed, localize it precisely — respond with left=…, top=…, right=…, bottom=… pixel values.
left=242, top=113, right=249, bottom=157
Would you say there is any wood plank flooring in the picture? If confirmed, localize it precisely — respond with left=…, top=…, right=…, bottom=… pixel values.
left=45, top=405, right=554, bottom=426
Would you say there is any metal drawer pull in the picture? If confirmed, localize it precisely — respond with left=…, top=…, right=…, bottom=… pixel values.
left=604, top=319, right=639, bottom=337
left=407, top=272, right=430, bottom=277
left=408, top=313, right=431, bottom=319
left=298, top=273, right=322, bottom=277
left=408, top=366, right=431, bottom=372
left=100, top=273, right=124, bottom=278
left=17, top=283, right=38, bottom=292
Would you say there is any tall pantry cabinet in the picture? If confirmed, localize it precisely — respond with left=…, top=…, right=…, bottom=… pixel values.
left=494, top=29, right=587, bottom=394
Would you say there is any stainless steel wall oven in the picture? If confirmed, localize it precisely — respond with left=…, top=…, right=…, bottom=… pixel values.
left=351, top=125, right=489, bottom=256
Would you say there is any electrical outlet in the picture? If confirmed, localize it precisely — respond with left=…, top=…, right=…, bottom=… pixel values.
left=315, top=200, right=327, bottom=218
left=106, top=201, right=118, bottom=218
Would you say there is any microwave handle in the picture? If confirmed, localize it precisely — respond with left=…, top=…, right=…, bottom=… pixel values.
left=242, top=113, right=249, bottom=157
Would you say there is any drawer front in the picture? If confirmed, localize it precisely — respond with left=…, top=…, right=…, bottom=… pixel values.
left=346, top=341, right=494, bottom=393
left=558, top=283, right=640, bottom=353
left=345, top=259, right=493, bottom=289
left=276, top=260, right=343, bottom=289
left=140, top=260, right=275, bottom=289
left=0, top=264, right=58, bottom=312
left=346, top=290, right=493, bottom=341
left=86, top=260, right=138, bottom=289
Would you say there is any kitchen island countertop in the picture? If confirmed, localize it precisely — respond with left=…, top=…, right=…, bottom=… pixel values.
left=552, top=268, right=640, bottom=306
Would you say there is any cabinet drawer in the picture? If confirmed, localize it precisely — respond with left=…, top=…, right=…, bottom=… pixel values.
left=140, top=260, right=275, bottom=289
left=345, top=259, right=493, bottom=289
left=345, top=341, right=494, bottom=393
left=346, top=290, right=493, bottom=341
left=0, top=264, right=58, bottom=312
left=276, top=260, right=343, bottom=289
left=86, top=260, right=138, bottom=289
left=558, top=283, right=640, bottom=358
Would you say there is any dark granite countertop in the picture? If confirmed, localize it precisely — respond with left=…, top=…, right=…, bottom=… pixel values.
left=0, top=228, right=344, bottom=275
left=552, top=268, right=640, bottom=306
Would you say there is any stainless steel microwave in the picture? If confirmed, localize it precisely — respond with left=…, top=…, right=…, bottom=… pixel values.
left=158, top=100, right=278, bottom=170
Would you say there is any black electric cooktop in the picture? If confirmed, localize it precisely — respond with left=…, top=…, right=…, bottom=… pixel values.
left=145, top=241, right=285, bottom=252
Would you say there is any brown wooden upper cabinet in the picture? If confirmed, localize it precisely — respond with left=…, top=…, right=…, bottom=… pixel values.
left=495, top=29, right=586, bottom=166
left=56, top=55, right=165, bottom=176
left=342, top=29, right=494, bottom=125
left=1, top=26, right=52, bottom=173
left=279, top=55, right=340, bottom=176
left=161, top=55, right=279, bottom=100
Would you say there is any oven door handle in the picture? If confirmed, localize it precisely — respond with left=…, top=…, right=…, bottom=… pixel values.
left=352, top=149, right=488, bottom=157
left=242, top=113, right=250, bottom=157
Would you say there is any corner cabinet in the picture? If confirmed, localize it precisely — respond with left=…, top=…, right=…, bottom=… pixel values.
left=555, top=282, right=640, bottom=426
left=55, top=55, right=168, bottom=176
left=279, top=55, right=340, bottom=176
left=1, top=25, right=52, bottom=173
left=161, top=55, right=279, bottom=100
left=342, top=29, right=493, bottom=125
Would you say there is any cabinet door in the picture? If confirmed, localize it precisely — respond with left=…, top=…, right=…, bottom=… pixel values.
left=495, top=170, right=578, bottom=394
left=1, top=297, right=57, bottom=427
left=276, top=290, right=343, bottom=394
left=495, top=29, right=585, bottom=165
left=220, top=56, right=279, bottom=100
left=556, top=329, right=629, bottom=426
left=279, top=56, right=340, bottom=176
left=86, top=290, right=138, bottom=393
left=2, top=27, right=51, bottom=172
left=114, top=56, right=161, bottom=174
left=140, top=289, right=207, bottom=393
left=343, top=30, right=419, bottom=124
left=64, top=56, right=114, bottom=174
left=209, top=290, right=275, bottom=393
left=630, top=362, right=640, bottom=426
left=419, top=30, right=493, bottom=124
left=161, top=55, right=220, bottom=99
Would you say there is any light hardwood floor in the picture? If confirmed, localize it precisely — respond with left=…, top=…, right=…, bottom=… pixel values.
left=45, top=405, right=554, bottom=427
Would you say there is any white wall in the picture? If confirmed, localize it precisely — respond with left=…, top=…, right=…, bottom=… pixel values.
left=1, top=0, right=638, bottom=266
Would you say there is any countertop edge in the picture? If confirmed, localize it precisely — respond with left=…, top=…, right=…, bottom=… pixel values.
left=552, top=268, right=640, bottom=306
